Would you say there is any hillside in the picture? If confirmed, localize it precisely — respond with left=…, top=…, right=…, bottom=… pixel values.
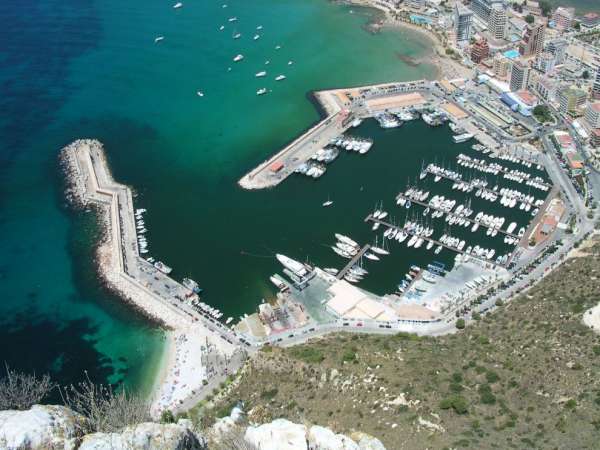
left=210, top=237, right=600, bottom=449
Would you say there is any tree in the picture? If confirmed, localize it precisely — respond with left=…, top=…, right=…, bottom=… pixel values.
left=525, top=14, right=535, bottom=24
left=0, top=365, right=55, bottom=411
left=583, top=70, right=590, bottom=80
left=539, top=0, right=552, bottom=17
left=456, top=318, right=466, bottom=329
left=574, top=22, right=581, bottom=31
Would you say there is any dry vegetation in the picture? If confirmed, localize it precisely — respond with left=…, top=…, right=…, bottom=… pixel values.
left=211, top=240, right=600, bottom=449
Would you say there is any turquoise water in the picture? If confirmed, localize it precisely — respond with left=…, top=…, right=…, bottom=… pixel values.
left=0, top=0, right=436, bottom=392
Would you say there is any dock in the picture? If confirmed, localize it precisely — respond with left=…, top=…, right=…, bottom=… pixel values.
left=394, top=194, right=521, bottom=238
left=337, top=244, right=371, bottom=280
left=365, top=215, right=511, bottom=268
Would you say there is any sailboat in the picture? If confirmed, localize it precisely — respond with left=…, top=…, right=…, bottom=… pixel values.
left=322, top=195, right=333, bottom=207
left=370, top=236, right=389, bottom=255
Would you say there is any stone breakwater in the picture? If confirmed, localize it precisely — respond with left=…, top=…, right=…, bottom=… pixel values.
left=59, top=140, right=243, bottom=416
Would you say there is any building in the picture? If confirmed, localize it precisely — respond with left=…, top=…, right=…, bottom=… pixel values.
left=584, top=102, right=600, bottom=129
left=454, top=3, right=473, bottom=43
left=471, top=0, right=504, bottom=23
left=493, top=53, right=511, bottom=78
left=510, top=60, right=530, bottom=92
left=590, top=129, right=600, bottom=148
left=581, top=12, right=600, bottom=29
left=593, top=70, right=600, bottom=100
left=471, top=38, right=490, bottom=63
left=500, top=90, right=538, bottom=116
left=534, top=75, right=558, bottom=101
left=519, top=23, right=545, bottom=58
left=545, top=39, right=568, bottom=65
left=551, top=7, right=574, bottom=31
left=487, top=3, right=507, bottom=40
left=557, top=85, right=587, bottom=116
left=534, top=51, right=555, bottom=74
left=407, top=0, right=425, bottom=10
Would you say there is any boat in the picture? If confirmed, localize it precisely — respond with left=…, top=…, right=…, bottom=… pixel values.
left=335, top=233, right=359, bottom=248
left=275, top=75, right=286, bottom=81
left=276, top=254, right=307, bottom=277
left=255, top=71, right=267, bottom=77
left=219, top=25, right=225, bottom=31
left=233, top=54, right=244, bottom=62
left=228, top=16, right=237, bottom=22
left=225, top=317, right=233, bottom=325
left=434, top=245, right=442, bottom=254
left=506, top=222, right=517, bottom=234
left=269, top=275, right=287, bottom=290
left=324, top=268, right=339, bottom=275
left=154, top=36, right=164, bottom=43
left=257, top=88, right=267, bottom=95
left=196, top=91, right=204, bottom=97
left=154, top=261, right=172, bottom=274
left=233, top=33, right=241, bottom=39
left=323, top=195, right=333, bottom=207
left=257, top=25, right=263, bottom=30
left=253, top=34, right=260, bottom=40
left=370, top=245, right=389, bottom=256
left=275, top=45, right=281, bottom=49
left=344, top=274, right=361, bottom=283
left=173, top=2, right=183, bottom=8
left=332, top=246, right=352, bottom=259
left=288, top=60, right=293, bottom=65
left=182, top=278, right=202, bottom=294
left=364, top=253, right=380, bottom=261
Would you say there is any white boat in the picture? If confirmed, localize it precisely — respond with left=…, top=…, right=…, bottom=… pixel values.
left=335, top=233, right=358, bottom=248
left=332, top=246, right=352, bottom=259
left=196, top=91, right=204, bottom=97
left=434, top=245, right=442, bottom=254
left=276, top=254, right=307, bottom=277
left=370, top=246, right=389, bottom=256
left=364, top=253, right=380, bottom=261
left=265, top=60, right=270, bottom=65
left=324, top=268, right=339, bottom=275
left=225, top=317, right=234, bottom=325
left=506, top=222, right=517, bottom=234
left=275, top=75, right=286, bottom=81
left=228, top=16, right=237, bottom=22
left=154, top=261, right=172, bottom=274
left=275, top=45, right=281, bottom=49
left=257, top=88, right=267, bottom=95
left=253, top=34, right=260, bottom=40
left=452, top=133, right=474, bottom=143
left=323, top=200, right=333, bottom=207
left=154, top=36, right=164, bottom=43
left=233, top=54, right=244, bottom=62
left=182, top=278, right=202, bottom=294
left=219, top=25, right=225, bottom=31
left=257, top=25, right=263, bottom=30
left=288, top=60, right=293, bottom=65
left=233, top=32, right=241, bottom=39
left=173, top=2, right=183, bottom=8
left=255, top=71, right=267, bottom=77
left=270, top=275, right=286, bottom=290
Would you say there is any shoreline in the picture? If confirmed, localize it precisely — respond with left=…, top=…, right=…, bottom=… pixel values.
left=60, top=139, right=244, bottom=417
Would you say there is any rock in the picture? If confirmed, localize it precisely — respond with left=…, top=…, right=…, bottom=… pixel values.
left=79, top=421, right=205, bottom=450
left=0, top=404, right=87, bottom=450
left=330, top=369, right=340, bottom=382
left=350, top=432, right=387, bottom=450
left=417, top=416, right=445, bottom=433
left=308, top=425, right=359, bottom=450
left=245, top=419, right=308, bottom=450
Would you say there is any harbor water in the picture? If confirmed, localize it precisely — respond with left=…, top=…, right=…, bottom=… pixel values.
left=0, top=0, right=436, bottom=392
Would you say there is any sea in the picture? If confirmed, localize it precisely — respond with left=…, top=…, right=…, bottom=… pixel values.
left=0, top=0, right=440, bottom=395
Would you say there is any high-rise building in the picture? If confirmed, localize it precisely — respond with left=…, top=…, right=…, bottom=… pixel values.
left=545, top=39, right=568, bottom=65
left=471, top=0, right=505, bottom=23
left=454, top=4, right=473, bottom=43
left=493, top=53, right=511, bottom=78
left=557, top=85, right=587, bottom=116
left=584, top=102, right=600, bottom=129
left=408, top=0, right=425, bottom=10
left=593, top=70, right=600, bottom=100
left=471, top=38, right=490, bottom=63
left=519, top=23, right=546, bottom=58
left=581, top=12, right=600, bottom=29
left=510, top=60, right=530, bottom=92
left=488, top=3, right=507, bottom=40
left=534, top=52, right=555, bottom=74
left=551, top=7, right=574, bottom=32
left=534, top=76, right=558, bottom=101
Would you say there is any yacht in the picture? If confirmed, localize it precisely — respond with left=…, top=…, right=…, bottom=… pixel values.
left=154, top=261, right=172, bottom=274
left=275, top=45, right=281, bottom=49
left=275, top=75, right=286, bottom=81
left=154, top=36, right=164, bottom=43
left=173, top=2, right=183, bottom=8
left=364, top=253, right=380, bottom=261
left=182, top=278, right=202, bottom=294
left=335, top=233, right=359, bottom=248
left=256, top=88, right=267, bottom=95
left=332, top=246, right=352, bottom=259
left=276, top=254, right=307, bottom=277
left=255, top=71, right=267, bottom=77
left=452, top=133, right=474, bottom=144
left=233, top=54, right=244, bottom=62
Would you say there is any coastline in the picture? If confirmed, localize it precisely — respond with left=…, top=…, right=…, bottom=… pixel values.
left=60, top=139, right=244, bottom=417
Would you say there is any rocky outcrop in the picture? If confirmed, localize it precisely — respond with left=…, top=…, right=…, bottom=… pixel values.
left=79, top=419, right=205, bottom=450
left=0, top=404, right=386, bottom=450
left=0, top=405, right=88, bottom=450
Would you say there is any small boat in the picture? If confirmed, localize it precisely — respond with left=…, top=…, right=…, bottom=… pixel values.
left=225, top=317, right=233, bottom=325
left=324, top=268, right=339, bottom=275
left=275, top=74, right=286, bottom=81
left=233, top=33, right=241, bottom=39
left=233, top=54, right=244, bottom=62
left=253, top=34, right=260, bottom=40
left=257, top=25, right=263, bottom=30
left=173, top=2, right=183, bottom=8
left=182, top=278, right=202, bottom=294
left=335, top=233, right=359, bottom=248
left=154, top=261, right=172, bottom=274
left=256, top=88, right=267, bottom=95
left=255, top=71, right=267, bottom=77
left=323, top=195, right=333, bottom=207
left=265, top=60, right=270, bottom=65
left=364, top=253, right=380, bottom=261
left=228, top=16, right=237, bottom=22
left=196, top=91, right=204, bottom=97
left=154, top=36, right=164, bottom=43
left=219, top=25, right=225, bottom=30
left=288, top=60, right=293, bottom=65
left=275, top=45, right=281, bottom=49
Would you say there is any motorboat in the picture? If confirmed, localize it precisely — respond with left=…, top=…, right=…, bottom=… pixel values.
left=196, top=91, right=204, bottom=97
left=233, top=54, right=244, bottom=62
left=275, top=75, right=286, bottom=81
left=257, top=88, right=267, bottom=95
left=364, top=253, right=380, bottom=261
left=182, top=278, right=202, bottom=294
left=173, top=2, right=183, bottom=8
left=335, top=234, right=358, bottom=248
left=276, top=254, right=307, bottom=277
left=253, top=34, right=260, bottom=40
left=154, top=261, right=172, bottom=274
left=255, top=71, right=267, bottom=77
left=154, top=36, right=164, bottom=43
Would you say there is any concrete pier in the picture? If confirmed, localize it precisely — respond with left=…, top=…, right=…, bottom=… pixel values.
left=337, top=244, right=371, bottom=280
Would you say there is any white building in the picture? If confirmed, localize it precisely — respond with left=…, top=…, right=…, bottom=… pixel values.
left=488, top=3, right=507, bottom=40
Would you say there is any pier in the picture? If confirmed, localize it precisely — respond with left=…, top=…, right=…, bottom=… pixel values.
left=364, top=215, right=511, bottom=268
left=337, top=244, right=371, bottom=280
left=394, top=194, right=521, bottom=238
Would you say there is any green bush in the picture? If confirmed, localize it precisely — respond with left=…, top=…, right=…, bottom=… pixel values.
left=160, top=409, right=175, bottom=424
left=289, top=346, right=324, bottom=364
left=486, top=371, right=500, bottom=383
left=260, top=388, right=278, bottom=400
left=456, top=319, right=466, bottom=329
left=440, top=395, right=468, bottom=414
left=479, top=384, right=496, bottom=405
left=342, top=349, right=357, bottom=363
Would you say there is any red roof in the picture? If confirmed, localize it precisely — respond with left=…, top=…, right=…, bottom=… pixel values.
left=270, top=161, right=284, bottom=172
left=516, top=90, right=537, bottom=106
left=590, top=102, right=600, bottom=112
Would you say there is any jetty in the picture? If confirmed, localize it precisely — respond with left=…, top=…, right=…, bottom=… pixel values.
left=337, top=244, right=371, bottom=280
left=238, top=80, right=430, bottom=190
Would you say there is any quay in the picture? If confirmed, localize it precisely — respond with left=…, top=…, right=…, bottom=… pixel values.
left=238, top=80, right=430, bottom=190
left=364, top=214, right=511, bottom=268
left=337, top=244, right=371, bottom=280
left=394, top=194, right=521, bottom=239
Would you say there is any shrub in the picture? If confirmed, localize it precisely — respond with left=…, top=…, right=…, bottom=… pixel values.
left=260, top=388, right=278, bottom=400
left=456, top=319, right=466, bottom=329
left=342, top=349, right=357, bottom=363
left=0, top=366, right=55, bottom=411
left=479, top=384, right=496, bottom=405
left=439, top=395, right=468, bottom=414
left=289, top=347, right=324, bottom=364
left=486, top=371, right=500, bottom=383
left=160, top=409, right=175, bottom=423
